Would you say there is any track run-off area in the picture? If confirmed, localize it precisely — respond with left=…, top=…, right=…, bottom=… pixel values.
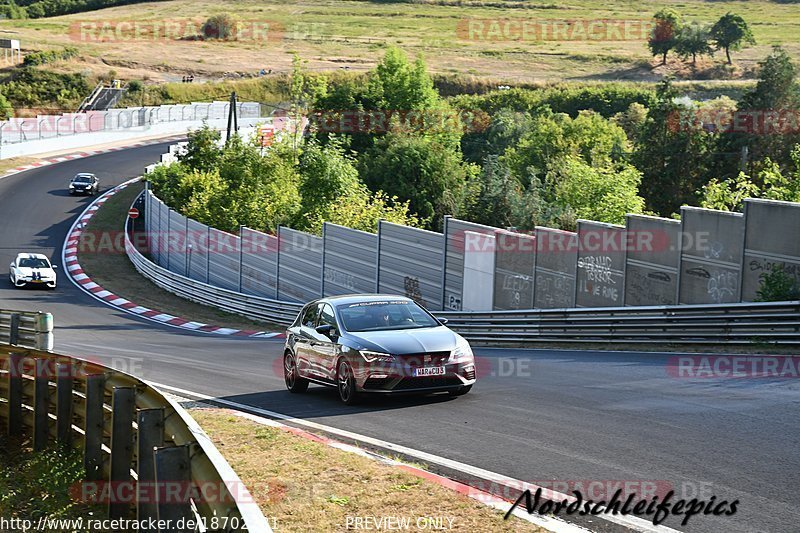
left=1, top=141, right=798, bottom=533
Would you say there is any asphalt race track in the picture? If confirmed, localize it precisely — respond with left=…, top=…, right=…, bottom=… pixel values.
left=1, top=142, right=799, bottom=533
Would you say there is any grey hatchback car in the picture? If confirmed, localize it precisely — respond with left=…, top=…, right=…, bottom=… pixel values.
left=283, top=295, right=476, bottom=404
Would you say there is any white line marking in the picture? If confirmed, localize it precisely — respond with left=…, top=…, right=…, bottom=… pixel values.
left=151, top=383, right=681, bottom=533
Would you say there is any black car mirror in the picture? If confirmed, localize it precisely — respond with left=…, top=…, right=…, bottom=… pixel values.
left=315, top=324, right=337, bottom=339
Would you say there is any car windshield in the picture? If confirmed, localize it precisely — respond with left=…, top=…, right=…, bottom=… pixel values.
left=337, top=300, right=440, bottom=332
left=73, top=176, right=93, bottom=183
left=19, top=258, right=50, bottom=269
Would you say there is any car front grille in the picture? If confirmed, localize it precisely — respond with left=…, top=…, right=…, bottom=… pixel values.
left=395, top=351, right=451, bottom=367
left=392, top=375, right=462, bottom=391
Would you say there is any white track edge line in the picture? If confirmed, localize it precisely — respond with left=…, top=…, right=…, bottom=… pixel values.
left=150, top=381, right=682, bottom=533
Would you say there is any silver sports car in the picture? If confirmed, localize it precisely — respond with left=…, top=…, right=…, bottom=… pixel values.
left=283, top=295, right=476, bottom=404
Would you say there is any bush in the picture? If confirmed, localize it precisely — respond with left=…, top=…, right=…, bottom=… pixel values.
left=0, top=93, right=12, bottom=119
left=755, top=266, right=800, bottom=302
left=22, top=47, right=79, bottom=66
left=202, top=13, right=239, bottom=40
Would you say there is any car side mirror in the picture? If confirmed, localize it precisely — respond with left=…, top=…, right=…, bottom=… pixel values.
left=438, top=318, right=449, bottom=325
left=52, top=265, right=59, bottom=269
left=315, top=325, right=338, bottom=339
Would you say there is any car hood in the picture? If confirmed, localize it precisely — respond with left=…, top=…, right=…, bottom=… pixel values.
left=16, top=267, right=55, bottom=277
left=345, top=326, right=458, bottom=354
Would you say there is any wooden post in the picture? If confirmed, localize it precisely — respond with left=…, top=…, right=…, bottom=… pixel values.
left=154, top=445, right=194, bottom=531
left=56, top=362, right=73, bottom=444
left=136, top=408, right=164, bottom=523
left=33, top=359, right=51, bottom=451
left=109, top=387, right=135, bottom=519
left=84, top=374, right=106, bottom=481
left=7, top=353, right=23, bottom=435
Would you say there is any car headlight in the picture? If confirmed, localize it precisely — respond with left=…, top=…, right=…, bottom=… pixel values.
left=69, top=184, right=75, bottom=188
left=360, top=351, right=394, bottom=363
left=450, top=337, right=473, bottom=362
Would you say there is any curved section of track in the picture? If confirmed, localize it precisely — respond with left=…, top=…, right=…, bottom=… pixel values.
left=0, top=142, right=798, bottom=533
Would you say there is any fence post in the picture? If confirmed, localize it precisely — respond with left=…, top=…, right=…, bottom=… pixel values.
left=84, top=374, right=106, bottom=481
left=9, top=313, right=20, bottom=345
left=321, top=223, right=327, bottom=297
left=7, top=353, right=23, bottom=435
left=137, top=408, right=164, bottom=522
left=109, top=387, right=135, bottom=519
left=56, top=362, right=73, bottom=444
left=33, top=359, right=51, bottom=451
left=376, top=220, right=383, bottom=293
left=239, top=225, right=245, bottom=292
left=34, top=312, right=54, bottom=352
left=154, top=445, right=194, bottom=530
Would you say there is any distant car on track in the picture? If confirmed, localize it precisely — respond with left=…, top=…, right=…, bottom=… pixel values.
left=69, top=173, right=100, bottom=195
left=283, top=294, right=476, bottom=404
left=9, top=253, right=57, bottom=289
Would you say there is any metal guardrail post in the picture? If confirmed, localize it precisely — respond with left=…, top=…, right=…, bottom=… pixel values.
left=109, top=387, right=136, bottom=519
left=56, top=362, right=73, bottom=444
left=7, top=353, right=23, bottom=435
left=33, top=359, right=51, bottom=451
left=34, top=312, right=54, bottom=352
left=84, top=374, right=106, bottom=481
left=9, top=313, right=20, bottom=345
left=137, top=408, right=165, bottom=522
left=154, top=445, right=193, bottom=531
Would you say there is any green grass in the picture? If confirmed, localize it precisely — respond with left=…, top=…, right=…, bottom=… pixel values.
left=1, top=0, right=796, bottom=89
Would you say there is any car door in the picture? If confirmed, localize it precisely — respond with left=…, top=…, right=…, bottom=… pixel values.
left=294, top=303, right=321, bottom=378
left=311, top=303, right=340, bottom=382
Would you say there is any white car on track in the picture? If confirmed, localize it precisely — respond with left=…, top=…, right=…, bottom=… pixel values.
left=9, top=253, right=57, bottom=289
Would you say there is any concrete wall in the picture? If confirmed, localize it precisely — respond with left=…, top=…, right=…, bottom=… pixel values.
left=241, top=227, right=279, bottom=300
left=493, top=230, right=536, bottom=310
left=277, top=227, right=323, bottom=303
left=323, top=223, right=377, bottom=297
left=534, top=226, right=577, bottom=309
left=575, top=221, right=626, bottom=308
left=624, top=215, right=681, bottom=306
left=741, top=199, right=800, bottom=301
left=679, top=207, right=744, bottom=304
left=377, top=221, right=444, bottom=311
left=443, top=217, right=497, bottom=311
left=461, top=231, right=496, bottom=311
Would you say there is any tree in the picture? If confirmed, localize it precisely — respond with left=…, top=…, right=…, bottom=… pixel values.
left=675, top=23, right=714, bottom=66
left=710, top=13, right=755, bottom=65
left=359, top=132, right=479, bottom=229
left=550, top=158, right=646, bottom=227
left=633, top=79, right=716, bottom=216
left=202, top=13, right=239, bottom=40
left=179, top=125, right=222, bottom=174
left=366, top=47, right=441, bottom=111
left=0, top=93, right=12, bottom=120
left=648, top=9, right=682, bottom=65
left=501, top=110, right=629, bottom=182
left=701, top=149, right=800, bottom=211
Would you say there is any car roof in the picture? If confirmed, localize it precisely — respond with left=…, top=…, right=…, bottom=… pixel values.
left=318, top=294, right=414, bottom=307
left=16, top=252, right=49, bottom=261
left=73, top=173, right=95, bottom=179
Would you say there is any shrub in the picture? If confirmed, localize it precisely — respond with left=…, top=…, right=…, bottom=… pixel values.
left=755, top=266, right=800, bottom=302
left=202, top=13, right=239, bottom=40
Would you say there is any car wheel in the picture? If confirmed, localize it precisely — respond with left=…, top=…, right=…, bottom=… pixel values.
left=449, top=385, right=472, bottom=397
left=284, top=352, right=308, bottom=393
left=337, top=359, right=359, bottom=405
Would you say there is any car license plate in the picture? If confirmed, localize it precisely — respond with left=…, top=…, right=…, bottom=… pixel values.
left=413, top=366, right=445, bottom=377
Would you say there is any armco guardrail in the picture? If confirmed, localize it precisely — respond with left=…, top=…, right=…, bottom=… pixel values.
left=0, top=343, right=272, bottom=532
left=125, top=224, right=303, bottom=326
left=0, top=309, right=53, bottom=351
left=122, top=198, right=800, bottom=344
left=438, top=301, right=800, bottom=345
